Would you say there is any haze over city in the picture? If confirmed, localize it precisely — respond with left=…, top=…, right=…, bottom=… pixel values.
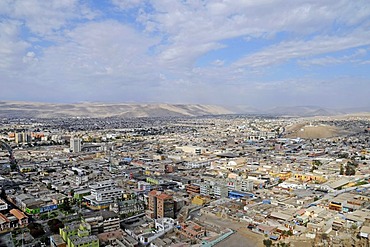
left=1, top=0, right=370, bottom=108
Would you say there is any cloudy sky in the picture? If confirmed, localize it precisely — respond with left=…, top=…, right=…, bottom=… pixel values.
left=1, top=0, right=370, bottom=108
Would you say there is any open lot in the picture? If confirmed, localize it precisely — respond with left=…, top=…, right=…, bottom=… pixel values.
left=199, top=214, right=264, bottom=247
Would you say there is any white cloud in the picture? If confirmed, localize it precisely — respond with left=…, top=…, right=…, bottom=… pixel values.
left=212, top=59, right=225, bottom=66
left=1, top=0, right=370, bottom=107
left=132, top=0, right=370, bottom=70
left=298, top=48, right=369, bottom=67
left=111, top=0, right=144, bottom=9
left=233, top=30, right=370, bottom=68
left=13, top=0, right=78, bottom=35
left=1, top=0, right=98, bottom=36
left=22, top=51, right=38, bottom=63
left=0, top=20, right=30, bottom=70
left=16, top=20, right=161, bottom=95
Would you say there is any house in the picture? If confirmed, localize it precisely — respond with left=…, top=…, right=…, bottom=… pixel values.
left=0, top=213, right=10, bottom=231
left=9, top=209, right=28, bottom=226
left=359, top=225, right=370, bottom=238
left=257, top=224, right=276, bottom=235
left=179, top=221, right=206, bottom=239
left=50, top=234, right=66, bottom=247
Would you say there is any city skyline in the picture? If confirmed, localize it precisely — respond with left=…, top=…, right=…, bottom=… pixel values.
left=1, top=0, right=370, bottom=108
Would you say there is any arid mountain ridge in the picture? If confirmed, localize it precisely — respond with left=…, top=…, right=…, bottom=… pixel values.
left=0, top=101, right=234, bottom=118
left=0, top=101, right=369, bottom=118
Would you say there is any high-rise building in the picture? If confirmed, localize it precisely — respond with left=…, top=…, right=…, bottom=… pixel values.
left=147, top=190, right=174, bottom=219
left=14, top=132, right=32, bottom=144
left=157, top=193, right=174, bottom=219
left=147, top=190, right=160, bottom=219
left=70, top=137, right=81, bottom=153
left=22, top=132, right=32, bottom=143
left=14, top=133, right=23, bottom=144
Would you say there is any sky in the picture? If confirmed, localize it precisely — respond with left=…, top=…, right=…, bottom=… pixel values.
left=1, top=0, right=370, bottom=109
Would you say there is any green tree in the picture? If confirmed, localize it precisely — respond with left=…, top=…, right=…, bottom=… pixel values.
left=28, top=223, right=45, bottom=238
left=10, top=163, right=17, bottom=170
left=310, top=165, right=317, bottom=172
left=339, top=164, right=344, bottom=175
left=48, top=219, right=64, bottom=234
left=263, top=239, right=272, bottom=247
left=59, top=200, right=71, bottom=212
left=312, top=160, right=322, bottom=167
left=345, top=165, right=356, bottom=176
left=321, top=233, right=329, bottom=240
left=278, top=243, right=290, bottom=247
left=339, top=153, right=349, bottom=159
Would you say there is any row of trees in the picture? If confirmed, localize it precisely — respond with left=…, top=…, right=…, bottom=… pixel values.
left=310, top=159, right=359, bottom=176
left=339, top=161, right=358, bottom=176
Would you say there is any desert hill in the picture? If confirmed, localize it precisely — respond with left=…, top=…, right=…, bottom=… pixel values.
left=0, top=101, right=369, bottom=118
left=0, top=101, right=234, bottom=118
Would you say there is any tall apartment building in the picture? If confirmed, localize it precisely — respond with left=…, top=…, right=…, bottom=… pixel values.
left=147, top=190, right=174, bottom=219
left=14, top=132, right=32, bottom=144
left=70, top=137, right=81, bottom=153
left=148, top=190, right=159, bottom=219
left=157, top=193, right=175, bottom=219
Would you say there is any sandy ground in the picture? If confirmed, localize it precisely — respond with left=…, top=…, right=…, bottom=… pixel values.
left=199, top=214, right=264, bottom=247
left=285, top=123, right=344, bottom=139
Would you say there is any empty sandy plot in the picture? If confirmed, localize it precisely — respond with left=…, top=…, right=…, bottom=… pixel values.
left=199, top=214, right=264, bottom=247
left=285, top=123, right=344, bottom=139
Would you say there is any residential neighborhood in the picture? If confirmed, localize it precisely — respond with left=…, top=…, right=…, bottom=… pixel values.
left=0, top=114, right=369, bottom=246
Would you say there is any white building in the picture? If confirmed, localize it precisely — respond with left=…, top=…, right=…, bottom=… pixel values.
left=70, top=137, right=81, bottom=153
left=138, top=181, right=152, bottom=194
left=84, top=180, right=124, bottom=208
left=0, top=199, right=8, bottom=211
left=125, top=218, right=177, bottom=246
left=14, top=132, right=32, bottom=144
left=175, top=146, right=207, bottom=155
left=200, top=181, right=229, bottom=198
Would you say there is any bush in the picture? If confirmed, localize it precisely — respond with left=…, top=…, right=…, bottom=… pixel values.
left=263, top=239, right=272, bottom=247
left=28, top=223, right=45, bottom=238
left=47, top=219, right=64, bottom=234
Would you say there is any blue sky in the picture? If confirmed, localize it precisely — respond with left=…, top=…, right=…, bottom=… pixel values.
left=1, top=0, right=370, bottom=108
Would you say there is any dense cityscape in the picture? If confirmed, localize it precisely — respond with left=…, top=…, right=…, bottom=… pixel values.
left=0, top=114, right=369, bottom=247
left=1, top=1, right=370, bottom=247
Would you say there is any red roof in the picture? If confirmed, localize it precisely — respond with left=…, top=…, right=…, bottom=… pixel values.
left=157, top=193, right=172, bottom=200
left=0, top=213, right=9, bottom=223
left=10, top=209, right=27, bottom=220
left=149, top=190, right=159, bottom=196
